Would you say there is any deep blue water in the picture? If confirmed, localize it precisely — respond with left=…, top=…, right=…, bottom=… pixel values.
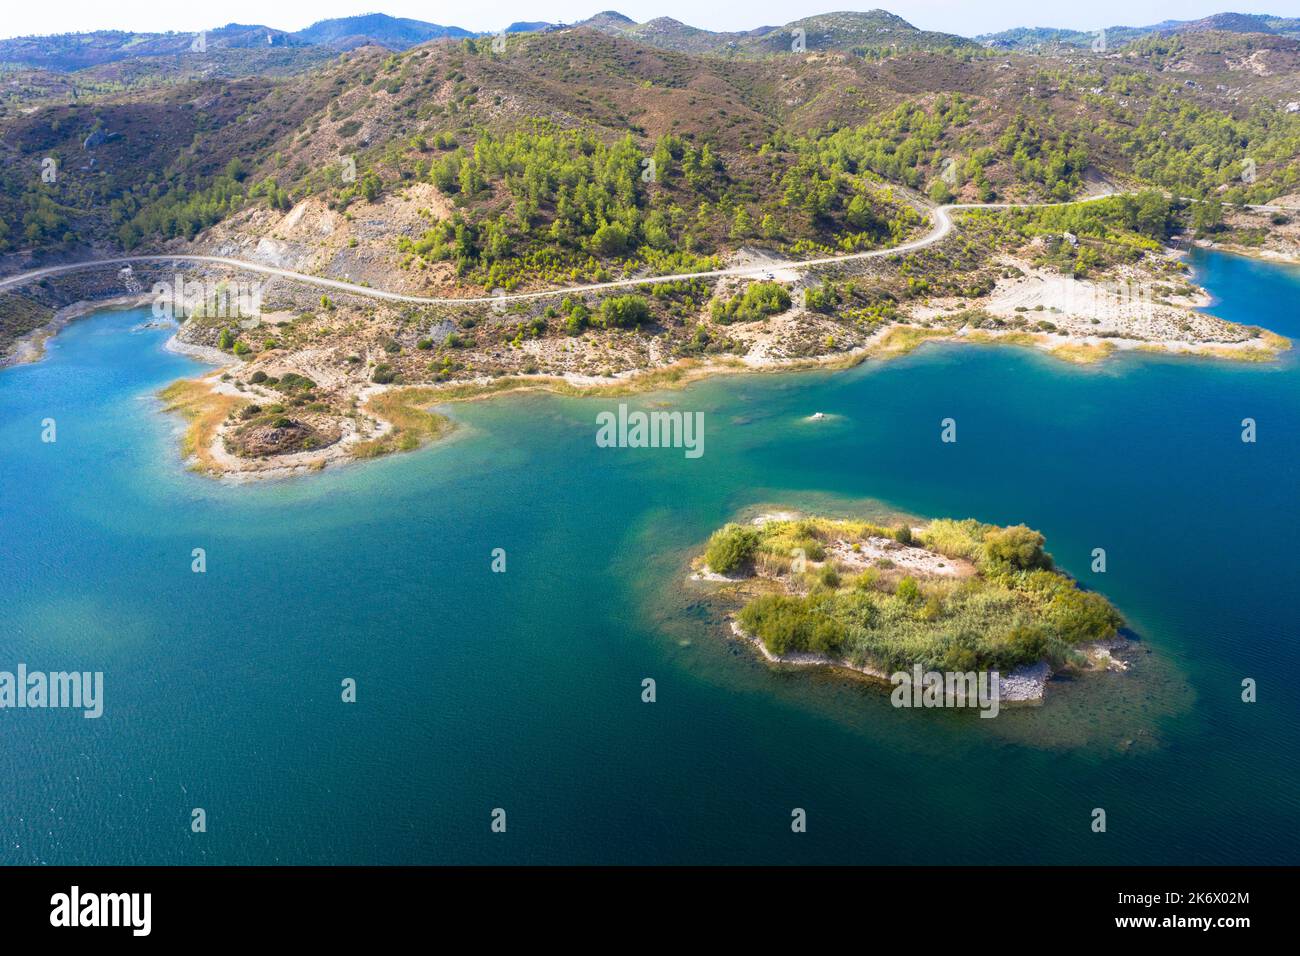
left=0, top=248, right=1297, bottom=864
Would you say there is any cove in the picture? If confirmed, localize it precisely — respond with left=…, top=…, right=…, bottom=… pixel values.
left=0, top=250, right=1296, bottom=865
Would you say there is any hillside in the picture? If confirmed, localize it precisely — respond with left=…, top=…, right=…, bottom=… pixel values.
left=573, top=9, right=974, bottom=55
left=4, top=18, right=1298, bottom=272
left=0, top=24, right=310, bottom=71
left=2, top=12, right=1295, bottom=477
left=980, top=12, right=1300, bottom=50
left=292, top=15, right=474, bottom=51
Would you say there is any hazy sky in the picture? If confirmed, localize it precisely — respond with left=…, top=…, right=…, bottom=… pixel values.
left=2, top=1, right=1292, bottom=42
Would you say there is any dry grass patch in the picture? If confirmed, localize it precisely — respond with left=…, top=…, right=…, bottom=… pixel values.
left=964, top=331, right=1047, bottom=350
left=869, top=325, right=949, bottom=358
left=158, top=379, right=245, bottom=473
left=354, top=387, right=454, bottom=458
left=1050, top=341, right=1116, bottom=364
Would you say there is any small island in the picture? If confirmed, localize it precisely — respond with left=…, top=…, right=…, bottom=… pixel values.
left=691, top=511, right=1130, bottom=705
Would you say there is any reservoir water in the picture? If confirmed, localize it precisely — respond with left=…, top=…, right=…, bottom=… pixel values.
left=1, top=248, right=1296, bottom=864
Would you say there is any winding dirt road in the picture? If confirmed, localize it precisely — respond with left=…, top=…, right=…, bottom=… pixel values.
left=0, top=193, right=1289, bottom=305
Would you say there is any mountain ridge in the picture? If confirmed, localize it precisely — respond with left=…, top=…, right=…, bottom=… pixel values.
left=5, top=9, right=1299, bottom=70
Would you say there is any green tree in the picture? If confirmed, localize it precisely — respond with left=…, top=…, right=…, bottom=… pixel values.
left=1193, top=197, right=1224, bottom=236
left=730, top=206, right=753, bottom=240
left=592, top=221, right=630, bottom=257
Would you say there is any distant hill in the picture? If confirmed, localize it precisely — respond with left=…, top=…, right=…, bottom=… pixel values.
left=573, top=8, right=974, bottom=55
left=740, top=10, right=976, bottom=55
left=0, top=24, right=308, bottom=71
left=291, top=14, right=472, bottom=51
left=579, top=11, right=639, bottom=31
left=505, top=22, right=560, bottom=34
left=0, top=15, right=471, bottom=71
left=979, top=12, right=1300, bottom=50
left=2, top=8, right=1296, bottom=74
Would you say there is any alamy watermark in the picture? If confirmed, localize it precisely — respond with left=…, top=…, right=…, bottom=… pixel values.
left=1057, top=273, right=1162, bottom=321
left=50, top=886, right=149, bottom=936
left=152, top=276, right=264, bottom=327
left=595, top=403, right=704, bottom=459
left=890, top=665, right=1000, bottom=718
left=0, top=664, right=103, bottom=718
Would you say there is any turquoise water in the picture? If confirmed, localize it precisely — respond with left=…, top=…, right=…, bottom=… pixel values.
left=1, top=249, right=1297, bottom=864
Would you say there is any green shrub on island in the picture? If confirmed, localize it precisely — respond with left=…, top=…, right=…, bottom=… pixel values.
left=709, top=514, right=1123, bottom=672
left=981, top=524, right=1053, bottom=572
left=704, top=523, right=760, bottom=574
left=738, top=593, right=846, bottom=656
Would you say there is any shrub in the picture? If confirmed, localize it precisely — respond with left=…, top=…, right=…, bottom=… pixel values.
left=704, top=523, right=760, bottom=574
left=275, top=372, right=316, bottom=393
left=920, top=518, right=986, bottom=560
left=803, top=283, right=839, bottom=313
left=598, top=295, right=651, bottom=329
left=1001, top=624, right=1049, bottom=664
left=711, top=282, right=791, bottom=324
left=737, top=593, right=844, bottom=656
left=983, top=525, right=1053, bottom=571
left=372, top=363, right=397, bottom=384
left=714, top=513, right=1122, bottom=673
left=852, top=569, right=881, bottom=591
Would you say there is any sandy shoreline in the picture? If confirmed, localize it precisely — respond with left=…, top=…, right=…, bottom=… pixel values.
left=5, top=236, right=1291, bottom=483
left=1191, top=238, right=1300, bottom=267
left=163, top=334, right=237, bottom=367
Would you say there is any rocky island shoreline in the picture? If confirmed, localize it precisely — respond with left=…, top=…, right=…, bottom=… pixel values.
left=690, top=510, right=1132, bottom=707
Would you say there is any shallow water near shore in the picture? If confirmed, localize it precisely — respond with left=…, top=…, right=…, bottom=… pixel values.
left=0, top=248, right=1297, bottom=864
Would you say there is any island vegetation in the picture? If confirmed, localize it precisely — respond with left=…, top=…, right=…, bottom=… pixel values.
left=698, top=513, right=1124, bottom=677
